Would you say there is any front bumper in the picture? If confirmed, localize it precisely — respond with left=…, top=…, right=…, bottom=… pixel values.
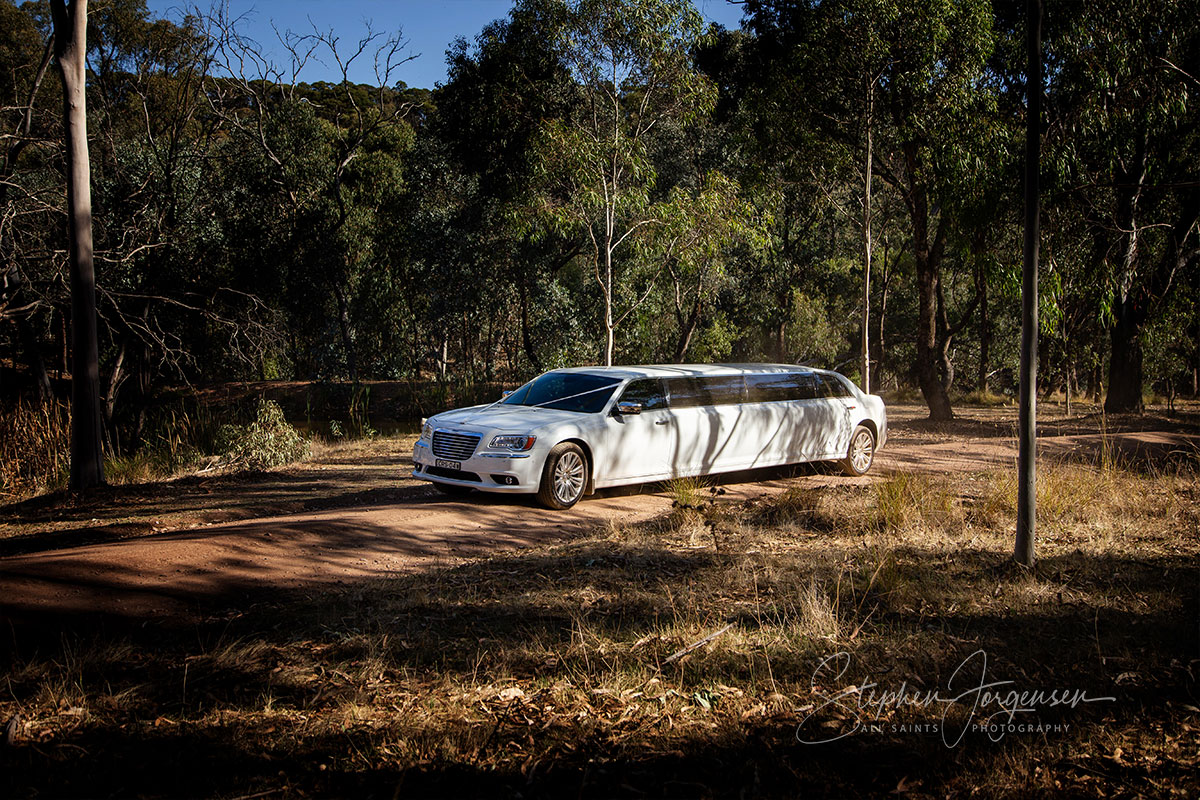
left=412, top=439, right=542, bottom=493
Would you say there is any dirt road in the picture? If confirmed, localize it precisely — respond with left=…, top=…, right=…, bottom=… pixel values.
left=2, top=404, right=1195, bottom=620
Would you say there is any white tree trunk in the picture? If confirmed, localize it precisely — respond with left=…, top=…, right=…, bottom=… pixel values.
left=53, top=0, right=105, bottom=490
left=861, top=77, right=873, bottom=394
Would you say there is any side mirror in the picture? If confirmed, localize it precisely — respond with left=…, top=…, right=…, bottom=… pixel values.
left=615, top=401, right=643, bottom=416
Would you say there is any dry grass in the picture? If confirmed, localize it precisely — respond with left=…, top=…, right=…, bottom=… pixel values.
left=0, top=399, right=70, bottom=498
left=1, top=454, right=1196, bottom=797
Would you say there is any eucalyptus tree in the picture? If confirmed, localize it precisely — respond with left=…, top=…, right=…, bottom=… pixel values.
left=1046, top=0, right=1200, bottom=413
left=203, top=10, right=416, bottom=380
left=47, top=0, right=105, bottom=488
left=748, top=0, right=995, bottom=419
left=705, top=12, right=845, bottom=366
left=530, top=0, right=715, bottom=365
left=421, top=0, right=585, bottom=378
left=642, top=172, right=761, bottom=361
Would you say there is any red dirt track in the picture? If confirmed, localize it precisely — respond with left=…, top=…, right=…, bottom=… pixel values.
left=2, top=405, right=1196, bottom=620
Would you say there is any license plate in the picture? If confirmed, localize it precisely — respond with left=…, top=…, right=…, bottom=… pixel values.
left=435, top=459, right=461, bottom=470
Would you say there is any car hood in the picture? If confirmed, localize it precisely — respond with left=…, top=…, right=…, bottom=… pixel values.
left=430, top=404, right=596, bottom=433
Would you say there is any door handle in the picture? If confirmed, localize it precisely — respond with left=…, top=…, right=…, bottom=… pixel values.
left=655, top=419, right=669, bottom=425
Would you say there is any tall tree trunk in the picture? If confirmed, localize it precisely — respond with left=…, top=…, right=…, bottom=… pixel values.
left=52, top=0, right=105, bottom=490
left=976, top=261, right=990, bottom=392
left=103, top=333, right=128, bottom=445
left=518, top=279, right=543, bottom=374
left=331, top=281, right=357, bottom=380
left=673, top=296, right=702, bottom=363
left=1015, top=0, right=1041, bottom=569
left=905, top=145, right=953, bottom=421
left=874, top=241, right=890, bottom=390
left=1104, top=187, right=1199, bottom=413
left=915, top=258, right=951, bottom=419
left=58, top=306, right=68, bottom=380
left=860, top=77, right=873, bottom=393
left=603, top=244, right=615, bottom=366
left=1103, top=132, right=1148, bottom=414
left=1105, top=310, right=1144, bottom=413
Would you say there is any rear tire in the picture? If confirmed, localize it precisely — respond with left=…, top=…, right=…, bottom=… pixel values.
left=537, top=442, right=587, bottom=509
left=432, top=481, right=473, bottom=496
left=840, top=425, right=875, bottom=476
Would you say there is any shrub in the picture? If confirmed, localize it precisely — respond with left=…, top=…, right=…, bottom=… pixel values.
left=216, top=400, right=309, bottom=471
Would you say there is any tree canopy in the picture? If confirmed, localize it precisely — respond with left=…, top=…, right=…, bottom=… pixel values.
left=1, top=0, right=1197, bottom=442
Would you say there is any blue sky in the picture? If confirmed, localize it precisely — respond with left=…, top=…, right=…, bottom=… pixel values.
left=146, top=0, right=747, bottom=89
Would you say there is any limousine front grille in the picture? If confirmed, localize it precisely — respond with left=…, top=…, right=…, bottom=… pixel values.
left=432, top=430, right=481, bottom=460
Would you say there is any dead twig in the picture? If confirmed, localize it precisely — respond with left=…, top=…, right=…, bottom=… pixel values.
left=663, top=624, right=733, bottom=665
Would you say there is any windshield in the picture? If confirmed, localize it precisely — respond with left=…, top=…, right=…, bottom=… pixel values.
left=501, top=372, right=622, bottom=413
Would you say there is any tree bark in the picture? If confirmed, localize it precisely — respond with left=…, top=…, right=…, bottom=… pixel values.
left=518, top=279, right=543, bottom=374
left=1103, top=187, right=1199, bottom=413
left=103, top=334, right=128, bottom=438
left=903, top=143, right=953, bottom=420
left=1105, top=310, right=1144, bottom=413
left=331, top=280, right=357, bottom=380
left=976, top=261, right=990, bottom=392
left=672, top=295, right=702, bottom=363
left=860, top=77, right=873, bottom=393
left=52, top=0, right=105, bottom=490
left=874, top=240, right=890, bottom=390
left=1015, top=0, right=1041, bottom=569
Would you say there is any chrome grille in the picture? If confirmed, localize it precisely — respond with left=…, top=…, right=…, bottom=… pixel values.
left=432, top=430, right=481, bottom=460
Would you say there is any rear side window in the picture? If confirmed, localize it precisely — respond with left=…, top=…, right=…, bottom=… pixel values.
left=746, top=372, right=819, bottom=402
left=817, top=374, right=852, bottom=398
left=667, top=375, right=745, bottom=408
left=617, top=378, right=667, bottom=410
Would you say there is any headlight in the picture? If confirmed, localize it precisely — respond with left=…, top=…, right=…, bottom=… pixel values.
left=420, top=421, right=433, bottom=442
left=489, top=434, right=537, bottom=451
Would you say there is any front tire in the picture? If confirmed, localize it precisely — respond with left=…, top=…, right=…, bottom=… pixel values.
left=537, top=442, right=587, bottom=509
left=841, top=425, right=875, bottom=476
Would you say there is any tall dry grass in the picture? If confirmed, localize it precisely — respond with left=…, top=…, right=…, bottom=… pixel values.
left=0, top=399, right=70, bottom=498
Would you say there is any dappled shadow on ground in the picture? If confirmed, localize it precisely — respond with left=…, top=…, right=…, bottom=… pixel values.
left=1, top=712, right=1099, bottom=799
left=0, top=456, right=873, bottom=626
left=0, top=438, right=421, bottom=551
left=1, top=536, right=1194, bottom=798
left=887, top=403, right=1200, bottom=444
left=0, top=504, right=607, bottom=620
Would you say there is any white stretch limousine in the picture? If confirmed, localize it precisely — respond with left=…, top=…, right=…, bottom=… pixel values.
left=412, top=364, right=887, bottom=509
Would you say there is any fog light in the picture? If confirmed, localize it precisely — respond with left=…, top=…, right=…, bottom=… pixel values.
left=491, top=474, right=518, bottom=485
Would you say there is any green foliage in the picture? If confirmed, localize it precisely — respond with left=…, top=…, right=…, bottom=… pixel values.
left=216, top=400, right=310, bottom=471
left=2, top=0, right=1196, bottom=450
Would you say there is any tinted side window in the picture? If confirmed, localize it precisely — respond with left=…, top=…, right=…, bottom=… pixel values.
left=817, top=374, right=852, bottom=398
left=617, top=378, right=667, bottom=410
left=667, top=376, right=744, bottom=408
left=706, top=375, right=745, bottom=405
left=665, top=377, right=707, bottom=409
left=746, top=373, right=805, bottom=402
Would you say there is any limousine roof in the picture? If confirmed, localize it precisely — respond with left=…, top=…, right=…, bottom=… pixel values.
left=551, top=363, right=826, bottom=380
